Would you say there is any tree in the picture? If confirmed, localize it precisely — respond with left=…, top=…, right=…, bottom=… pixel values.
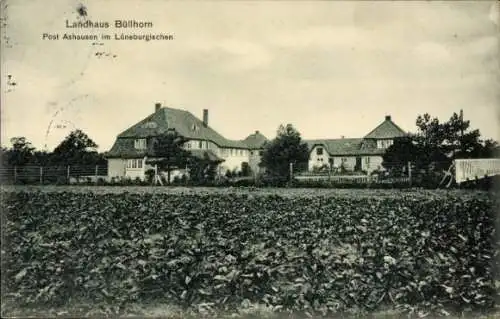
left=51, top=129, right=103, bottom=165
left=441, top=112, right=483, bottom=158
left=480, top=139, right=500, bottom=158
left=260, top=124, right=309, bottom=179
left=149, top=130, right=192, bottom=184
left=241, top=162, right=252, bottom=177
left=1, top=137, right=36, bottom=166
left=384, top=111, right=498, bottom=181
left=188, top=153, right=219, bottom=184
left=416, top=111, right=486, bottom=159
left=382, top=136, right=419, bottom=176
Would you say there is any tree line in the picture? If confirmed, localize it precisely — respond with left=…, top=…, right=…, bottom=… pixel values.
left=382, top=112, right=500, bottom=176
left=1, top=130, right=106, bottom=168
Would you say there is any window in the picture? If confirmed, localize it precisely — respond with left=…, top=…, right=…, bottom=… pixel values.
left=377, top=139, right=393, bottom=149
left=342, top=157, right=347, bottom=162
left=141, top=122, right=157, bottom=129
left=259, top=151, right=264, bottom=156
left=199, top=141, right=203, bottom=149
left=134, top=139, right=147, bottom=150
left=250, top=151, right=254, bottom=155
left=127, top=159, right=143, bottom=169
left=365, top=157, right=370, bottom=164
left=185, top=142, right=191, bottom=149
left=316, top=147, right=323, bottom=155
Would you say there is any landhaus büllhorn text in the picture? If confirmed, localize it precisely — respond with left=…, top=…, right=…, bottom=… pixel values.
left=65, top=19, right=154, bottom=28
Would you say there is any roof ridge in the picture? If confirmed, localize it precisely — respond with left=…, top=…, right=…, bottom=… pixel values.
left=363, top=120, right=387, bottom=139
left=363, top=117, right=406, bottom=139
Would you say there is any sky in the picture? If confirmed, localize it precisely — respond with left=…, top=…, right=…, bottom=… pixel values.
left=1, top=0, right=499, bottom=152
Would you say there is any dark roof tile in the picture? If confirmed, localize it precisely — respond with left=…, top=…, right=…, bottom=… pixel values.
left=118, top=107, right=247, bottom=148
left=364, top=116, right=406, bottom=139
left=305, top=138, right=388, bottom=156
left=241, top=131, right=268, bottom=149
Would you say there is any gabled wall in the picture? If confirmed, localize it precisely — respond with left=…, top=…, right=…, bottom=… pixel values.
left=108, top=159, right=127, bottom=179
left=218, top=148, right=250, bottom=173
left=308, top=145, right=330, bottom=171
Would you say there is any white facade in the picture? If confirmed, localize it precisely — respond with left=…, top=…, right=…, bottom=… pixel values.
left=308, top=145, right=330, bottom=171
left=183, top=139, right=253, bottom=172
left=108, top=158, right=127, bottom=178
left=109, top=138, right=261, bottom=180
left=218, top=148, right=251, bottom=172
left=308, top=145, right=386, bottom=174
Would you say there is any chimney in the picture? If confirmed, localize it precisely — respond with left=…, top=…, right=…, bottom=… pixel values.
left=255, top=130, right=260, bottom=134
left=203, top=109, right=208, bottom=127
left=341, top=135, right=345, bottom=139
left=385, top=115, right=391, bottom=121
left=155, top=102, right=161, bottom=112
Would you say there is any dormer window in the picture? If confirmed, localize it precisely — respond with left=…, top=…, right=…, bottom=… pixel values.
left=134, top=138, right=147, bottom=150
left=377, top=139, right=393, bottom=149
left=141, top=121, right=157, bottom=129
left=316, top=147, right=324, bottom=155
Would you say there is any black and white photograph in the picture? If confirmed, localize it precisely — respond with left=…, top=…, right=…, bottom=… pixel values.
left=1, top=0, right=499, bottom=317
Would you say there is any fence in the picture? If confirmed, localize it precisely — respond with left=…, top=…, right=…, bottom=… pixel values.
left=0, top=165, right=108, bottom=185
left=295, top=161, right=414, bottom=185
left=454, top=158, right=500, bottom=184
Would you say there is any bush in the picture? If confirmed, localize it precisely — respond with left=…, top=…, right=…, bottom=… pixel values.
left=145, top=169, right=155, bottom=184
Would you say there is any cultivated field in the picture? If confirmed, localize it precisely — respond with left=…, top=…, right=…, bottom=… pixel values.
left=0, top=184, right=492, bottom=199
left=1, top=186, right=499, bottom=318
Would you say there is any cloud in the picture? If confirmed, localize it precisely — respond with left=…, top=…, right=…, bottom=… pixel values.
left=489, top=2, right=499, bottom=26
left=413, top=42, right=453, bottom=64
left=464, top=36, right=498, bottom=56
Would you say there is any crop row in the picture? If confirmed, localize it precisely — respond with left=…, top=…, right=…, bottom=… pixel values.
left=1, top=191, right=498, bottom=317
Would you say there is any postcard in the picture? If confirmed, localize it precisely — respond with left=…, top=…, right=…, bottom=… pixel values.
left=1, top=1, right=499, bottom=318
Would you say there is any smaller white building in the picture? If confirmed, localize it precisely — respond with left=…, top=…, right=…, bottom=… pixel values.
left=305, top=116, right=407, bottom=174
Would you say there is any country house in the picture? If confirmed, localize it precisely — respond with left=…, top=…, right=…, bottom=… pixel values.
left=106, top=103, right=406, bottom=180
left=106, top=103, right=267, bottom=180
left=306, top=115, right=407, bottom=173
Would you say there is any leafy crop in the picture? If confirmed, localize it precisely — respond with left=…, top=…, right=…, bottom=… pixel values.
left=2, top=190, right=498, bottom=317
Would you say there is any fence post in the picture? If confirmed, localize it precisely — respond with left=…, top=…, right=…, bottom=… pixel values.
left=154, top=164, right=158, bottom=186
left=40, top=166, right=43, bottom=185
left=408, top=161, right=412, bottom=187
left=67, top=165, right=70, bottom=184
left=95, top=165, right=98, bottom=184
left=13, top=165, right=17, bottom=184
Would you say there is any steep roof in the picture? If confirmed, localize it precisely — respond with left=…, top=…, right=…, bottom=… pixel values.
left=364, top=116, right=406, bottom=139
left=117, top=107, right=246, bottom=148
left=107, top=138, right=147, bottom=158
left=305, top=138, right=388, bottom=156
left=242, top=131, right=268, bottom=149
